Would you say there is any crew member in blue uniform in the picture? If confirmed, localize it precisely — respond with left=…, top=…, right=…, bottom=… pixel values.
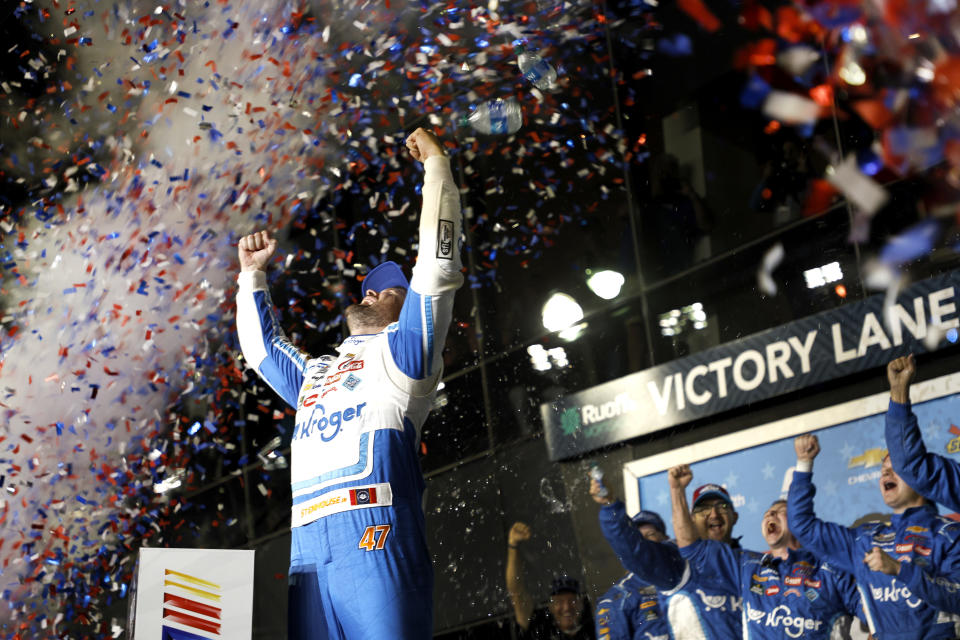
left=594, top=510, right=670, bottom=640
left=788, top=433, right=960, bottom=639
left=236, top=128, right=462, bottom=640
left=670, top=462, right=862, bottom=639
left=885, top=354, right=960, bottom=514
left=590, top=475, right=743, bottom=638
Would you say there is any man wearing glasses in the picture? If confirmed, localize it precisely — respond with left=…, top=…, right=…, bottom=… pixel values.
left=685, top=481, right=739, bottom=546
left=671, top=465, right=863, bottom=639
left=591, top=474, right=742, bottom=639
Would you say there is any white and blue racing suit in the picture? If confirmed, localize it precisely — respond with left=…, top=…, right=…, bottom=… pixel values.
left=886, top=399, right=960, bottom=514
left=680, top=540, right=862, bottom=639
left=595, top=572, right=670, bottom=640
left=788, top=467, right=960, bottom=640
left=236, top=155, right=463, bottom=640
left=599, top=501, right=743, bottom=639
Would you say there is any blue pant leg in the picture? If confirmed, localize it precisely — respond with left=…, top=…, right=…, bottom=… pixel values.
left=325, top=502, right=433, bottom=640
left=288, top=566, right=331, bottom=640
left=289, top=521, right=346, bottom=640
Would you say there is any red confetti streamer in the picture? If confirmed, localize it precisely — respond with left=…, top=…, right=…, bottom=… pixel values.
left=677, top=0, right=721, bottom=32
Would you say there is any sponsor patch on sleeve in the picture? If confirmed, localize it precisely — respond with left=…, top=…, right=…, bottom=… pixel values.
left=436, top=220, right=454, bottom=260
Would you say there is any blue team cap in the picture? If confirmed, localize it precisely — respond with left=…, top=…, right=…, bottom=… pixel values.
left=630, top=510, right=666, bottom=534
left=361, top=261, right=409, bottom=297
left=550, top=575, right=581, bottom=595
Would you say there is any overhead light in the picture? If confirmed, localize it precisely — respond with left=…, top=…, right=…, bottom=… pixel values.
left=528, top=344, right=551, bottom=371
left=804, top=262, right=843, bottom=289
left=548, top=347, right=569, bottom=367
left=558, top=323, right=586, bottom=342
left=658, top=303, right=708, bottom=337
left=586, top=269, right=625, bottom=300
left=542, top=292, right=584, bottom=334
left=527, top=344, right=571, bottom=371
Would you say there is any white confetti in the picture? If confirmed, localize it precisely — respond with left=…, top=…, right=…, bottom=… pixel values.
left=756, top=242, right=785, bottom=296
left=762, top=91, right=820, bottom=125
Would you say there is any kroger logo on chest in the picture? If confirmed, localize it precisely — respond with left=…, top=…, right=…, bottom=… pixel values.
left=293, top=400, right=367, bottom=442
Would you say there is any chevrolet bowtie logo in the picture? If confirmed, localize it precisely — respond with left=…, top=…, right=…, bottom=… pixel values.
left=947, top=425, right=960, bottom=455
left=848, top=448, right=888, bottom=469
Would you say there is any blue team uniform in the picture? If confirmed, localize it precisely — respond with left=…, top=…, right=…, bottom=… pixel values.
left=886, top=399, right=960, bottom=514
left=599, top=501, right=742, bottom=639
left=680, top=539, right=861, bottom=639
left=788, top=469, right=960, bottom=639
left=595, top=573, right=669, bottom=640
left=237, top=155, right=463, bottom=639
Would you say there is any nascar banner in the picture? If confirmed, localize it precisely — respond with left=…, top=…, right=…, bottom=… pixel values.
left=130, top=548, right=255, bottom=640
left=541, top=270, right=960, bottom=461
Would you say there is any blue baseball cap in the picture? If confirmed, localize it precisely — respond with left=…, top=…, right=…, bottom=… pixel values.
left=550, top=575, right=580, bottom=595
left=361, top=261, right=409, bottom=297
left=630, top=510, right=666, bottom=534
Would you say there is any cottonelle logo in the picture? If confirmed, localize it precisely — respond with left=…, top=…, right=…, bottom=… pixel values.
left=162, top=569, right=223, bottom=639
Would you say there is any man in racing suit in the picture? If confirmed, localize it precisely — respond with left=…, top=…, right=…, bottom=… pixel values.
left=590, top=476, right=743, bottom=638
left=594, top=510, right=670, bottom=640
left=236, top=128, right=462, bottom=640
left=788, top=434, right=960, bottom=639
left=670, top=463, right=862, bottom=639
left=885, top=354, right=960, bottom=514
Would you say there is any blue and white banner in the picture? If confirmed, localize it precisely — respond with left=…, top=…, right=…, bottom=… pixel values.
left=542, top=270, right=960, bottom=460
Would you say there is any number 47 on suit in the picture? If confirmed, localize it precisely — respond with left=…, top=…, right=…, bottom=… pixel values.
left=358, top=525, right=391, bottom=551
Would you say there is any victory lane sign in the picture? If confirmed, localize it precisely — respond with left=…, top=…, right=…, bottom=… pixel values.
left=541, top=270, right=960, bottom=461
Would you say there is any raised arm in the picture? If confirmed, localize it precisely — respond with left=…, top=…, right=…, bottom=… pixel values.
left=884, top=355, right=960, bottom=513
left=590, top=479, right=687, bottom=592
left=787, top=435, right=860, bottom=574
left=505, top=521, right=535, bottom=630
left=386, top=128, right=464, bottom=390
left=236, top=230, right=308, bottom=407
left=669, top=464, right=698, bottom=549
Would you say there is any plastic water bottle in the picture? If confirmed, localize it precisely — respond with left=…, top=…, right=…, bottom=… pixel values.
left=463, top=98, right=523, bottom=135
left=516, top=44, right=557, bottom=90
left=589, top=463, right=608, bottom=499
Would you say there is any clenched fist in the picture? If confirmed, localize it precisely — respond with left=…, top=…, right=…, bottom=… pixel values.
left=405, top=127, right=446, bottom=163
left=887, top=355, right=916, bottom=404
left=864, top=547, right=901, bottom=576
left=668, top=464, right=693, bottom=490
left=238, top=230, right=278, bottom=272
left=795, top=435, right=820, bottom=463
left=508, top=521, right=531, bottom=547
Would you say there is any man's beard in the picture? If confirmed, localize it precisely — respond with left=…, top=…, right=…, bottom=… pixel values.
left=344, top=302, right=394, bottom=333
